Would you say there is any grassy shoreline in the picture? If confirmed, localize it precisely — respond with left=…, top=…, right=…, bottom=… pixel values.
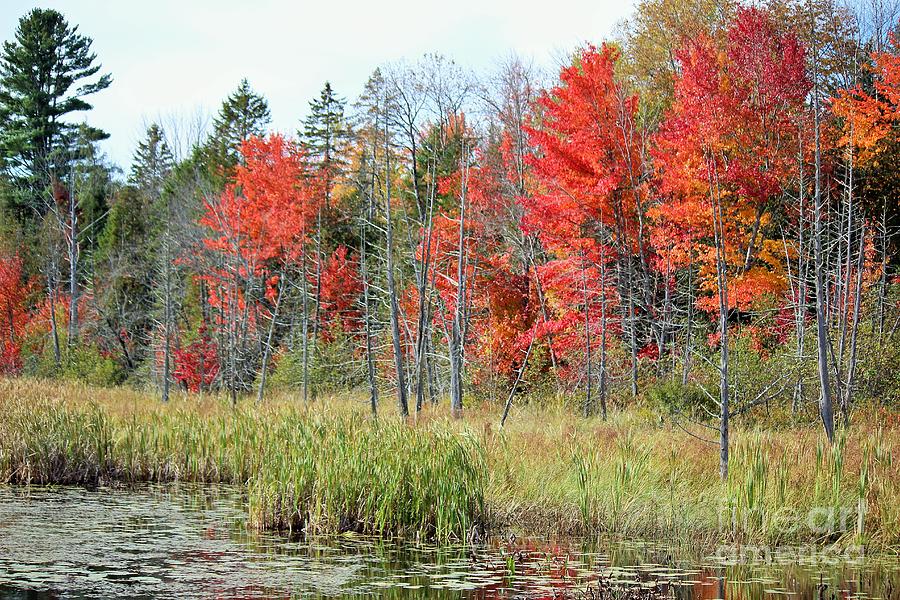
left=0, top=378, right=897, bottom=551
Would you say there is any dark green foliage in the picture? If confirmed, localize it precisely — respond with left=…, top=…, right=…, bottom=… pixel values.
left=93, top=125, right=176, bottom=377
left=202, top=78, right=270, bottom=178
left=130, top=123, right=174, bottom=195
left=302, top=82, right=350, bottom=174
left=416, top=116, right=474, bottom=211
left=645, top=380, right=714, bottom=420
left=96, top=186, right=157, bottom=373
left=68, top=129, right=114, bottom=259
left=0, top=8, right=110, bottom=220
left=302, top=82, right=355, bottom=251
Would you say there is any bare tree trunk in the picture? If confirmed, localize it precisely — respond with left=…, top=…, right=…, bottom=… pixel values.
left=842, top=223, right=865, bottom=424
left=257, top=270, right=286, bottom=403
left=615, top=101, right=648, bottom=400
left=682, top=258, right=693, bottom=386
left=627, top=261, right=639, bottom=398
left=708, top=153, right=730, bottom=480
left=384, top=118, right=408, bottom=417
left=427, top=335, right=438, bottom=404
left=47, top=264, right=62, bottom=369
left=414, top=164, right=437, bottom=413
left=581, top=252, right=593, bottom=417
left=599, top=246, right=608, bottom=420
left=811, top=17, right=835, bottom=443
left=162, top=235, right=172, bottom=403
left=877, top=206, right=887, bottom=338
left=301, top=247, right=310, bottom=403
left=67, top=179, right=80, bottom=346
left=229, top=267, right=239, bottom=408
left=362, top=146, right=379, bottom=417
left=660, top=253, right=672, bottom=377
left=311, top=208, right=323, bottom=380
left=449, top=150, right=468, bottom=419
left=792, top=128, right=808, bottom=413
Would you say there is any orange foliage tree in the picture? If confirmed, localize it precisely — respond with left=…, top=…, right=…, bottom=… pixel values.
left=832, top=28, right=900, bottom=162
left=652, top=7, right=810, bottom=318
left=198, top=134, right=320, bottom=393
left=520, top=43, right=642, bottom=408
left=0, top=253, right=30, bottom=374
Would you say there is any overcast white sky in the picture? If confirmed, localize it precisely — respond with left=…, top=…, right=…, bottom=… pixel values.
left=2, top=0, right=636, bottom=169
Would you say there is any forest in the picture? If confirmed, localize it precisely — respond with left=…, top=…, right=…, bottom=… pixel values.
left=1, top=0, right=900, bottom=551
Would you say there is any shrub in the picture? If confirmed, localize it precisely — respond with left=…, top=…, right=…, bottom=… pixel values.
left=267, top=330, right=365, bottom=396
left=61, top=345, right=125, bottom=387
left=644, top=379, right=714, bottom=420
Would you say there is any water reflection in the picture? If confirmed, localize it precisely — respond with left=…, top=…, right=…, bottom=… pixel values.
left=0, top=485, right=896, bottom=599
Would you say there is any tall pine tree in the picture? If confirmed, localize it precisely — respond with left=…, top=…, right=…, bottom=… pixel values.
left=302, top=81, right=350, bottom=187
left=0, top=8, right=111, bottom=221
left=130, top=123, right=174, bottom=198
left=203, top=78, right=270, bottom=177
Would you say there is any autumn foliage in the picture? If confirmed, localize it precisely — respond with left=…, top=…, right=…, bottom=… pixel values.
left=653, top=8, right=810, bottom=315
left=0, top=254, right=29, bottom=374
left=519, top=44, right=638, bottom=383
left=172, top=326, right=219, bottom=392
left=833, top=31, right=900, bottom=160
left=4, top=3, right=899, bottom=423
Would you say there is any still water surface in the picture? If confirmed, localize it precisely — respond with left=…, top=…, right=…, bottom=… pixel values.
left=0, top=485, right=896, bottom=599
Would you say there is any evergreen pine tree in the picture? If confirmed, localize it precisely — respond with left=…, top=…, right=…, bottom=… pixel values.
left=302, top=82, right=350, bottom=180
left=130, top=124, right=174, bottom=199
left=0, top=8, right=111, bottom=219
left=204, top=78, right=270, bottom=174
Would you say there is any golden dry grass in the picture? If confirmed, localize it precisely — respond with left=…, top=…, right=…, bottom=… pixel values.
left=0, top=377, right=897, bottom=549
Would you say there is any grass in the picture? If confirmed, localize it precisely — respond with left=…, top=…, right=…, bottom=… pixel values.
left=0, top=377, right=897, bottom=550
left=0, top=379, right=484, bottom=541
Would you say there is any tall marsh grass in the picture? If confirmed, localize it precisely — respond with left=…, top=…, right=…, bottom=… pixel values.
left=0, top=378, right=897, bottom=549
left=0, top=379, right=485, bottom=541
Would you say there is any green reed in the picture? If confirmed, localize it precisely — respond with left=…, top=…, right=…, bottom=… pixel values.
left=0, top=394, right=485, bottom=541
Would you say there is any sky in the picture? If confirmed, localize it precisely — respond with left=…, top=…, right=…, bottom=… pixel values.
left=2, top=0, right=637, bottom=169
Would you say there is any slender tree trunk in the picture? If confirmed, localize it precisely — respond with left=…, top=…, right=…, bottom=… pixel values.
left=682, top=258, right=693, bottom=386
left=414, top=166, right=437, bottom=412
left=449, top=151, right=468, bottom=419
left=811, top=23, right=835, bottom=443
left=427, top=335, right=438, bottom=404
left=311, top=208, right=323, bottom=369
left=257, top=270, right=286, bottom=403
left=47, top=261, right=61, bottom=369
left=628, top=259, right=639, bottom=398
left=660, top=253, right=672, bottom=377
left=67, top=180, right=79, bottom=346
left=301, top=247, right=310, bottom=403
left=581, top=252, right=593, bottom=417
left=793, top=128, right=807, bottom=413
left=162, top=235, right=172, bottom=403
left=362, top=147, right=379, bottom=416
left=877, top=206, right=887, bottom=339
left=384, top=117, right=408, bottom=417
left=226, top=238, right=246, bottom=408
left=599, top=245, right=608, bottom=420
left=842, top=224, right=865, bottom=424
left=708, top=153, right=729, bottom=480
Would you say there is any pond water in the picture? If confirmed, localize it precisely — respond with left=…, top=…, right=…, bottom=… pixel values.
left=0, top=485, right=897, bottom=599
